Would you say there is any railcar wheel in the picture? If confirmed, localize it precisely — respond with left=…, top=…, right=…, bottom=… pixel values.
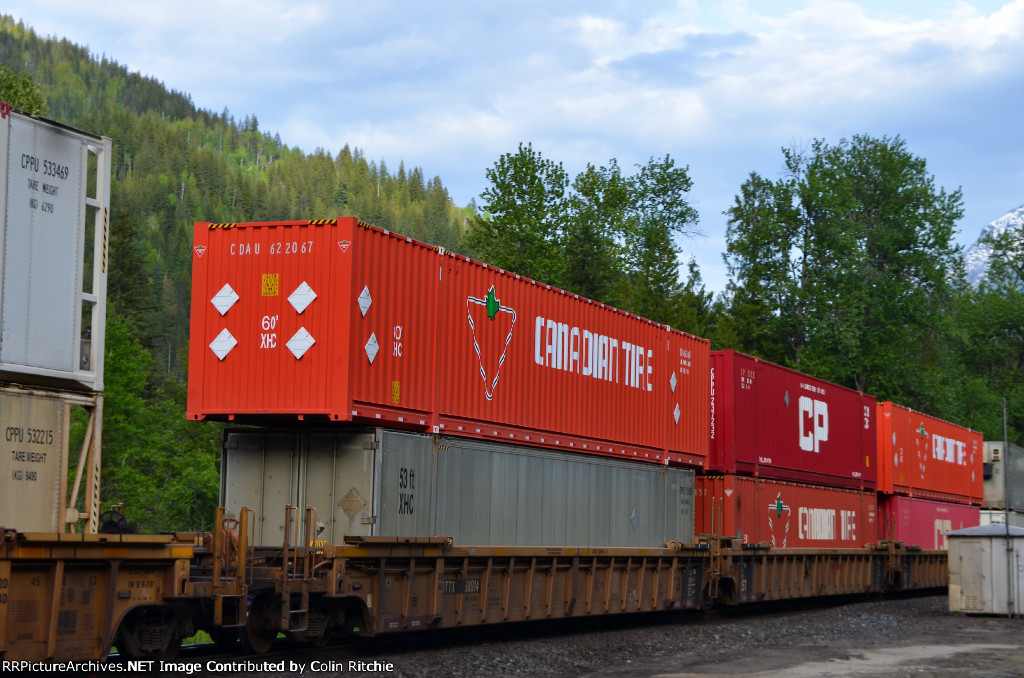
left=700, top=583, right=715, bottom=610
left=310, top=625, right=332, bottom=648
left=115, top=607, right=182, bottom=661
left=286, top=607, right=332, bottom=647
left=241, top=595, right=279, bottom=655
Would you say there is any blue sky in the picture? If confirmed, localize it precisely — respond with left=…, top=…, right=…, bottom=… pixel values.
left=5, top=0, right=1022, bottom=294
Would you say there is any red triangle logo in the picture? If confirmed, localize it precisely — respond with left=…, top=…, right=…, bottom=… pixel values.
left=194, top=245, right=206, bottom=257
left=339, top=240, right=351, bottom=253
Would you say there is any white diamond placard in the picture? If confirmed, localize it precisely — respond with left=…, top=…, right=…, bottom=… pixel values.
left=358, top=285, right=372, bottom=317
left=210, top=329, right=237, bottom=360
left=211, top=284, right=239, bottom=316
left=364, top=332, right=379, bottom=364
left=289, top=281, right=317, bottom=314
left=670, top=372, right=677, bottom=393
left=287, top=327, right=315, bottom=359
left=673, top=403, right=681, bottom=425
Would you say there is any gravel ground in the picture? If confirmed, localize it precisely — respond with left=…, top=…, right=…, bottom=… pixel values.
left=201, top=594, right=1024, bottom=678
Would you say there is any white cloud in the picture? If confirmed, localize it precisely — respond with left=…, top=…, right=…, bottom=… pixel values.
left=5, top=0, right=1024, bottom=293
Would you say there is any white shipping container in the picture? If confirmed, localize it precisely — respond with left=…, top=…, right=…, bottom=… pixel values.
left=0, top=107, right=111, bottom=391
left=980, top=509, right=1024, bottom=529
left=983, top=441, right=1024, bottom=512
left=221, top=428, right=695, bottom=548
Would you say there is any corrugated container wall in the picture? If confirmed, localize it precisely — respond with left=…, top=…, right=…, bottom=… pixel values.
left=876, top=402, right=982, bottom=505
left=983, top=441, right=1024, bottom=512
left=709, top=350, right=876, bottom=490
left=878, top=495, right=980, bottom=549
left=695, top=474, right=878, bottom=549
left=221, top=428, right=695, bottom=548
left=189, top=218, right=709, bottom=466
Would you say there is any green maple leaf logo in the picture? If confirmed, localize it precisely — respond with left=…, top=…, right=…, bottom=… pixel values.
left=918, top=424, right=927, bottom=438
left=486, top=286, right=500, bottom=320
left=775, top=496, right=784, bottom=517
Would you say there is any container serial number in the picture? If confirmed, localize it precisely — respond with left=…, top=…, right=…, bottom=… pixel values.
left=269, top=241, right=314, bottom=254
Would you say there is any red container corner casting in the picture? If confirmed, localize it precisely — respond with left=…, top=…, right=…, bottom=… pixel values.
left=876, top=401, right=983, bottom=505
left=188, top=218, right=710, bottom=467
left=709, top=350, right=877, bottom=490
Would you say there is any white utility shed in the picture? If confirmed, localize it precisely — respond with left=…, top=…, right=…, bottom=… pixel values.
left=947, top=524, right=1024, bottom=615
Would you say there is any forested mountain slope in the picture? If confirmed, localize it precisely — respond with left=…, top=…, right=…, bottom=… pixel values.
left=1, top=15, right=470, bottom=530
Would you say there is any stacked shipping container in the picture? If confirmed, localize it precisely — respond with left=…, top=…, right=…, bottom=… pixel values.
left=695, top=475, right=878, bottom=549
left=188, top=218, right=985, bottom=552
left=221, top=428, right=696, bottom=548
left=877, top=496, right=979, bottom=549
left=703, top=350, right=879, bottom=548
left=709, top=350, right=876, bottom=490
left=876, top=402, right=983, bottom=504
left=875, top=402, right=982, bottom=545
left=188, top=218, right=709, bottom=467
left=0, top=104, right=111, bottom=534
left=703, top=351, right=981, bottom=549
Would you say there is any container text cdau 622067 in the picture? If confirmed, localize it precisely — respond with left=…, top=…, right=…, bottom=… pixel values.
left=188, top=218, right=709, bottom=466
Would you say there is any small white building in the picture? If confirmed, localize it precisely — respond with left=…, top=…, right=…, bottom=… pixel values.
left=947, top=524, right=1024, bottom=615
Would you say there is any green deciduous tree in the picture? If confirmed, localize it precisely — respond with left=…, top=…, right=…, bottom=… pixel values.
left=724, top=135, right=964, bottom=400
left=0, top=63, right=48, bottom=114
left=952, top=221, right=1024, bottom=440
left=618, top=155, right=701, bottom=326
left=470, top=147, right=707, bottom=331
left=467, top=142, right=568, bottom=282
left=562, top=160, right=629, bottom=302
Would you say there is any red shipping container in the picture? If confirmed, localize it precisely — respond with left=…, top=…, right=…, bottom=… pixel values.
left=878, top=495, right=980, bottom=549
left=695, top=474, right=878, bottom=548
left=188, top=218, right=709, bottom=466
left=709, top=350, right=876, bottom=490
left=876, top=402, right=982, bottom=505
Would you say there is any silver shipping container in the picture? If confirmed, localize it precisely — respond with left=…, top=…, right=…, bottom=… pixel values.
left=0, top=388, right=67, bottom=531
left=983, top=441, right=1024, bottom=512
left=221, top=428, right=695, bottom=548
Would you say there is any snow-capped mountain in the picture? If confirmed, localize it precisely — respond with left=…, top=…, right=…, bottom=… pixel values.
left=964, top=204, right=1024, bottom=286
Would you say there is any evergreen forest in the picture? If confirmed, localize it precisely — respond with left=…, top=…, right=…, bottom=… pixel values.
left=1, top=16, right=1021, bottom=533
